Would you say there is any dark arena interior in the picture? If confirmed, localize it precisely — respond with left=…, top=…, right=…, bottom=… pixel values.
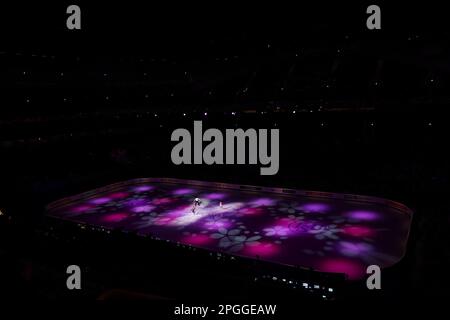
left=0, top=2, right=449, bottom=313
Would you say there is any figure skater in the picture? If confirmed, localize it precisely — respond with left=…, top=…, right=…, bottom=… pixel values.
left=192, top=197, right=202, bottom=214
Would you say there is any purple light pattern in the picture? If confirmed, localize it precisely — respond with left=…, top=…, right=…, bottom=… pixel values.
left=48, top=182, right=411, bottom=280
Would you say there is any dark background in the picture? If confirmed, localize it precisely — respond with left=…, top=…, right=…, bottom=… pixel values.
left=0, top=1, right=449, bottom=306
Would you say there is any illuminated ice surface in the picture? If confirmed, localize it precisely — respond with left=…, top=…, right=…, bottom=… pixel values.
left=46, top=179, right=412, bottom=280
